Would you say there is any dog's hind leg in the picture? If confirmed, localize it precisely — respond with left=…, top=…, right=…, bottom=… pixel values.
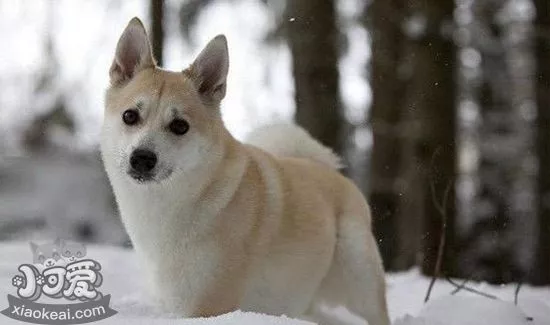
left=333, top=211, right=391, bottom=325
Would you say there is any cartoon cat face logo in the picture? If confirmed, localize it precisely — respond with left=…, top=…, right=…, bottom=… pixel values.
left=61, top=240, right=87, bottom=263
left=30, top=239, right=63, bottom=270
left=29, top=238, right=87, bottom=271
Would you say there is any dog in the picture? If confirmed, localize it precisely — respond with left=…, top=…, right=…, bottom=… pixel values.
left=101, top=17, right=390, bottom=325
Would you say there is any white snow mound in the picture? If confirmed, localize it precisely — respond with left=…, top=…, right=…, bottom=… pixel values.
left=394, top=295, right=547, bottom=325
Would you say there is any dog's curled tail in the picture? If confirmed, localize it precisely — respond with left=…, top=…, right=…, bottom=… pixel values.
left=244, top=123, right=343, bottom=170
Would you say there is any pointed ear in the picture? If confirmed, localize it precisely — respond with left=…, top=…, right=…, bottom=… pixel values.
left=54, top=238, right=64, bottom=247
left=30, top=242, right=38, bottom=252
left=109, top=17, right=155, bottom=86
left=188, top=35, right=229, bottom=103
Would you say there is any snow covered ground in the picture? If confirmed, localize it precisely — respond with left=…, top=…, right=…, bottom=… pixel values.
left=0, top=241, right=548, bottom=325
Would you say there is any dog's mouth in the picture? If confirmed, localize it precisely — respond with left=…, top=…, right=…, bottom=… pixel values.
left=127, top=169, right=172, bottom=184
left=128, top=169, right=155, bottom=183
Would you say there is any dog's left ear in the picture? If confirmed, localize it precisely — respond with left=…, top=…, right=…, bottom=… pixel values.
left=188, top=35, right=229, bottom=103
left=110, top=17, right=155, bottom=86
left=54, top=238, right=65, bottom=248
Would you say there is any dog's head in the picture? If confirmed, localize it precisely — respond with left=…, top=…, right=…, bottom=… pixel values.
left=101, top=18, right=229, bottom=185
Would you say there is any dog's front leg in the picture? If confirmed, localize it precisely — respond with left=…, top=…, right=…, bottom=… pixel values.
left=155, top=251, right=248, bottom=318
left=191, top=275, right=246, bottom=317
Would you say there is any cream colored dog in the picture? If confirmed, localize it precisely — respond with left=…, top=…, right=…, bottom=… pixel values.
left=101, top=17, right=390, bottom=325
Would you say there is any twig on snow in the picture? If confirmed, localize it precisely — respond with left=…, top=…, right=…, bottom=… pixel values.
left=514, top=281, right=523, bottom=306
left=450, top=277, right=470, bottom=295
left=424, top=147, right=452, bottom=303
left=445, top=276, right=498, bottom=300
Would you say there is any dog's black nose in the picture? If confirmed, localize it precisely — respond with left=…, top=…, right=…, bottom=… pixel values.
left=130, top=149, right=157, bottom=173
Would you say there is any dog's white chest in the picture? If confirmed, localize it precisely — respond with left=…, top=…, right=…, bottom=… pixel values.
left=114, top=184, right=225, bottom=313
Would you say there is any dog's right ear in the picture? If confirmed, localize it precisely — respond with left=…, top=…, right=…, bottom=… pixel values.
left=109, top=17, right=155, bottom=86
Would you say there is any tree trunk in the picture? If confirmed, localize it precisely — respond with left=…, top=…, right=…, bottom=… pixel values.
left=367, top=0, right=457, bottom=273
left=400, top=0, right=458, bottom=277
left=285, top=0, right=344, bottom=156
left=533, top=0, right=550, bottom=285
left=150, top=0, right=165, bottom=67
left=366, top=0, right=417, bottom=270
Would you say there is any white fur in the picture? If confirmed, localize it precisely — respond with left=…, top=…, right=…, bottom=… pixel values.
left=245, top=123, right=343, bottom=170
left=101, top=122, right=228, bottom=314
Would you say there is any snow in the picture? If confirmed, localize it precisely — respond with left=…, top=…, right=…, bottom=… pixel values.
left=0, top=242, right=314, bottom=325
left=387, top=270, right=550, bottom=325
left=0, top=241, right=549, bottom=325
left=395, top=296, right=532, bottom=325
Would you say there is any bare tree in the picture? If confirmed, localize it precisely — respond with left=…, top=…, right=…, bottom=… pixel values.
left=534, top=0, right=550, bottom=285
left=367, top=0, right=457, bottom=274
left=366, top=0, right=418, bottom=270
left=400, top=0, right=458, bottom=276
left=150, top=0, right=165, bottom=66
left=285, top=0, right=344, bottom=156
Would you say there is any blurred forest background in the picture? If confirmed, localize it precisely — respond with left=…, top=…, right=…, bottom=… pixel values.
left=0, top=0, right=548, bottom=286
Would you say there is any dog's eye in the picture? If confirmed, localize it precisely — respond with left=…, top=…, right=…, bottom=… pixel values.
left=122, top=109, right=140, bottom=125
left=168, top=119, right=189, bottom=135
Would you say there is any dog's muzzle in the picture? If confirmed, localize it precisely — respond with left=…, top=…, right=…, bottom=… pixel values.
left=128, top=148, right=157, bottom=182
